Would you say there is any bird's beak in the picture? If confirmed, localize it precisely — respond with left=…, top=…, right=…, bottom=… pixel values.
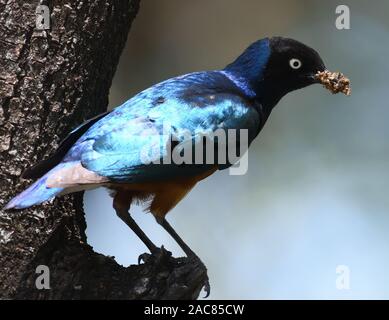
left=314, top=70, right=351, bottom=95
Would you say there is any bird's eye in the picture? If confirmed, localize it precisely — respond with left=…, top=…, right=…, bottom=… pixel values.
left=289, top=58, right=302, bottom=69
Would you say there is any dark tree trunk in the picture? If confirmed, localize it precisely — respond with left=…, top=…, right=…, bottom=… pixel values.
left=0, top=0, right=207, bottom=299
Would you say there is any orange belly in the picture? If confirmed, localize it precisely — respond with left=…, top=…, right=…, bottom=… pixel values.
left=110, top=167, right=217, bottom=219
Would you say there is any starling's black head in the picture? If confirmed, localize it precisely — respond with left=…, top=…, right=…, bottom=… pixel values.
left=261, top=37, right=326, bottom=107
left=224, top=37, right=350, bottom=109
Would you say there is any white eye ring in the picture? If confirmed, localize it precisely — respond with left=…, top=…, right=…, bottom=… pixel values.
left=289, top=58, right=302, bottom=69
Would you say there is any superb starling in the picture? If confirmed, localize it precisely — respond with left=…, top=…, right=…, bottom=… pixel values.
left=5, top=37, right=350, bottom=270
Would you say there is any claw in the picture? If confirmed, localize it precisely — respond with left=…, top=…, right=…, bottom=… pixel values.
left=187, top=254, right=211, bottom=298
left=138, top=252, right=151, bottom=264
left=203, top=278, right=211, bottom=298
left=138, top=246, right=171, bottom=265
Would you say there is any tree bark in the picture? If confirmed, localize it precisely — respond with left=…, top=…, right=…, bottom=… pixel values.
left=0, top=0, right=208, bottom=299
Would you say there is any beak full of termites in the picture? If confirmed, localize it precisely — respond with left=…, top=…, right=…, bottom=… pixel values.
left=315, top=70, right=351, bottom=95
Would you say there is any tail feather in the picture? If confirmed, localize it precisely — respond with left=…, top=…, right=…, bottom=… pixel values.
left=4, top=163, right=73, bottom=210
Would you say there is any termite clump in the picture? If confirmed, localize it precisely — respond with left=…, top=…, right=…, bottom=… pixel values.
left=315, top=70, right=351, bottom=96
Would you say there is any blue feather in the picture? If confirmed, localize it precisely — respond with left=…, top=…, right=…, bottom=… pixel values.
left=6, top=38, right=273, bottom=208
left=74, top=71, right=262, bottom=182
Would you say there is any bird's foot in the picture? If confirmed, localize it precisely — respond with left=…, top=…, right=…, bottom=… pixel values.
left=138, top=245, right=172, bottom=265
left=187, top=253, right=210, bottom=298
left=138, top=247, right=210, bottom=298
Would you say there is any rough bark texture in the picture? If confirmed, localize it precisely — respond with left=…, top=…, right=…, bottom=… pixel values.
left=0, top=0, right=208, bottom=299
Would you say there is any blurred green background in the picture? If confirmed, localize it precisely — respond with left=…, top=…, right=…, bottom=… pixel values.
left=85, top=0, right=389, bottom=299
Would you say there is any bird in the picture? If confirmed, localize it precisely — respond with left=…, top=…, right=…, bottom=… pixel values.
left=5, top=37, right=349, bottom=277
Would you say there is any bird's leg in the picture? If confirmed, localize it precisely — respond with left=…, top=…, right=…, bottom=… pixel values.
left=156, top=216, right=210, bottom=297
left=113, top=191, right=158, bottom=254
left=156, top=217, right=196, bottom=257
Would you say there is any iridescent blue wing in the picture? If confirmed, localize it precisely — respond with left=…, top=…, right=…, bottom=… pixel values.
left=73, top=72, right=262, bottom=182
